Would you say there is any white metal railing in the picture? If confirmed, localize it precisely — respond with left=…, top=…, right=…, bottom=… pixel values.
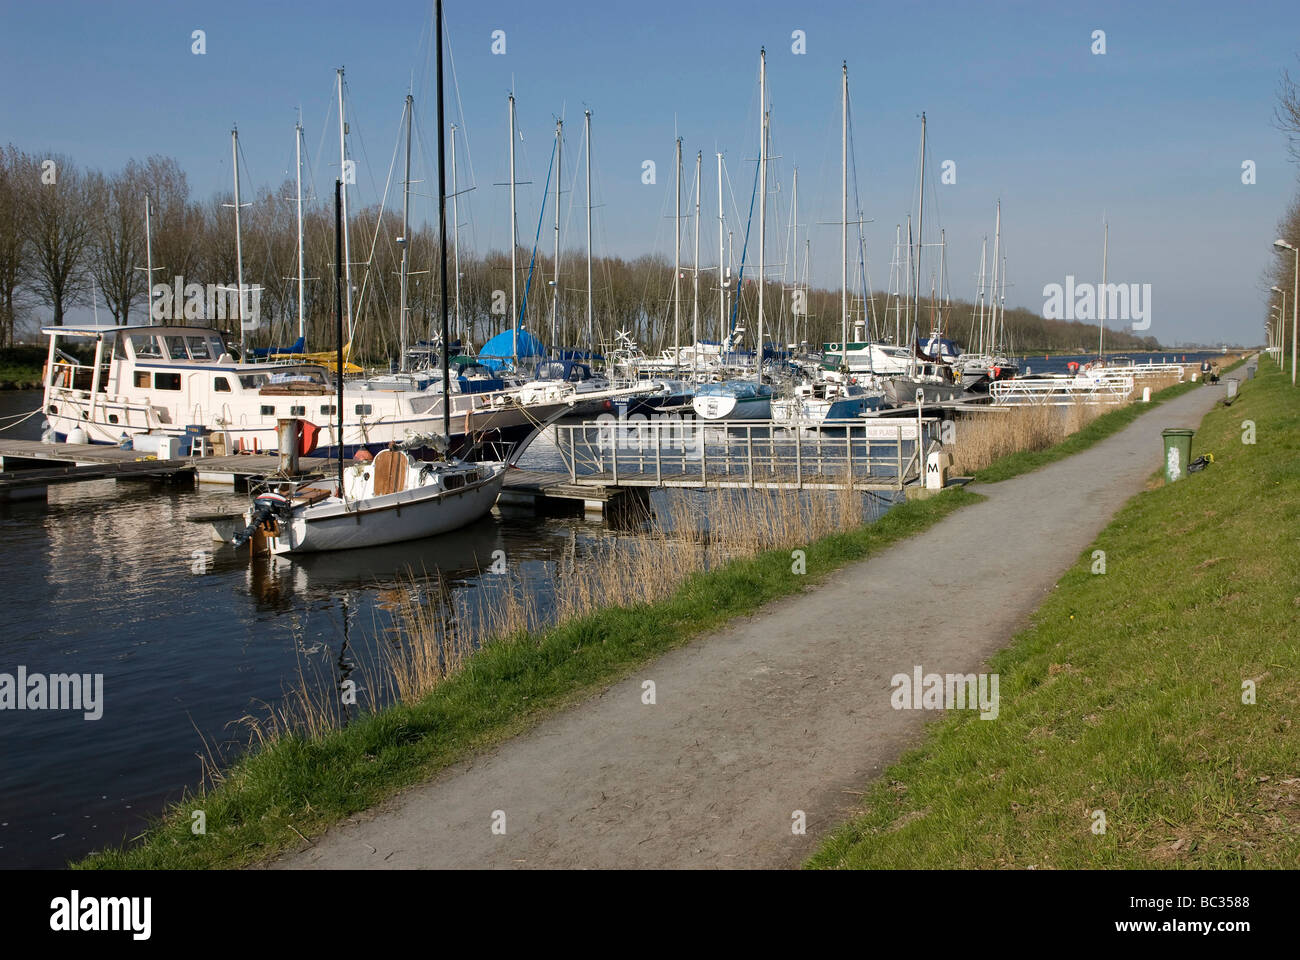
left=552, top=417, right=937, bottom=490
left=990, top=375, right=1136, bottom=406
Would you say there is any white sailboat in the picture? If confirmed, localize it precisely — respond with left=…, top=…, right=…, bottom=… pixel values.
left=234, top=11, right=504, bottom=555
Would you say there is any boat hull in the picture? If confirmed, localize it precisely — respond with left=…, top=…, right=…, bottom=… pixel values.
left=691, top=395, right=772, bottom=420
left=267, top=467, right=505, bottom=554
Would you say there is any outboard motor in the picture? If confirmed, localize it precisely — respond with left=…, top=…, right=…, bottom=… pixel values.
left=232, top=492, right=293, bottom=548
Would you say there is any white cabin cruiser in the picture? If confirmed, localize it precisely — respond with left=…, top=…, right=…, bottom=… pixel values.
left=38, top=324, right=570, bottom=461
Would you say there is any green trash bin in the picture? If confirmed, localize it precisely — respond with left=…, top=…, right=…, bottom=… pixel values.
left=1161, top=427, right=1195, bottom=482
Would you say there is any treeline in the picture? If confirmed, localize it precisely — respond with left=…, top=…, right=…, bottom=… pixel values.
left=0, top=142, right=1161, bottom=361
left=1266, top=64, right=1300, bottom=343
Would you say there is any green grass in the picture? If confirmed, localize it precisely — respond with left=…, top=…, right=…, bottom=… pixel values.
left=808, top=354, right=1299, bottom=869
left=76, top=486, right=981, bottom=869
left=974, top=360, right=1246, bottom=484
left=0, top=365, right=42, bottom=384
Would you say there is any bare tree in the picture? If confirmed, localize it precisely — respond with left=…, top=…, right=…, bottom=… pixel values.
left=0, top=145, right=33, bottom=345
left=87, top=162, right=149, bottom=323
left=24, top=153, right=93, bottom=326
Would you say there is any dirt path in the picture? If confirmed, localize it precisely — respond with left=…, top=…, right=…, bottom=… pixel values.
left=274, top=382, right=1226, bottom=869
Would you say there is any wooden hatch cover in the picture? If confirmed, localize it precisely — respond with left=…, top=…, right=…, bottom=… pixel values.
left=372, top=448, right=408, bottom=496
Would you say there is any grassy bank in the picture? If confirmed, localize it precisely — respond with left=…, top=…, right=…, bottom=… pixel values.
left=77, top=486, right=981, bottom=869
left=970, top=359, right=1245, bottom=484
left=808, top=355, right=1299, bottom=869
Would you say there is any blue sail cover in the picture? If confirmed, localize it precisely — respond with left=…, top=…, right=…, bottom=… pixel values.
left=477, top=328, right=547, bottom=371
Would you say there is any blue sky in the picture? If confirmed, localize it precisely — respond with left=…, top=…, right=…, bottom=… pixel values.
left=2, top=0, right=1296, bottom=345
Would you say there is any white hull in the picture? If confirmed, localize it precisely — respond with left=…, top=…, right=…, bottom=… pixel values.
left=266, top=464, right=505, bottom=554
left=691, top=395, right=772, bottom=421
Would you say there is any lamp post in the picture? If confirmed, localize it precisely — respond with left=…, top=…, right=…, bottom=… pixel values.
left=1271, top=285, right=1285, bottom=366
left=1274, top=240, right=1298, bottom=385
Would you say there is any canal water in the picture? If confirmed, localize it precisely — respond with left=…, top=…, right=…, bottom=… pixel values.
left=0, top=389, right=669, bottom=868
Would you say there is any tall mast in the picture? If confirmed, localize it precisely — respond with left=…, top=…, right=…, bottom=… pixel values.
left=991, top=200, right=1001, bottom=356
left=841, top=61, right=848, bottom=370
left=584, top=110, right=593, bottom=355
left=757, top=47, right=767, bottom=381
left=551, top=119, right=562, bottom=355
left=451, top=123, right=462, bottom=344
left=904, top=214, right=913, bottom=343
left=399, top=94, right=413, bottom=372
left=673, top=136, right=682, bottom=366
left=716, top=152, right=724, bottom=347
left=337, top=68, right=353, bottom=341
left=294, top=117, right=306, bottom=342
left=143, top=195, right=154, bottom=325
left=693, top=149, right=701, bottom=374
left=976, top=237, right=987, bottom=356
left=436, top=0, right=450, bottom=440
left=508, top=93, right=518, bottom=367
left=792, top=165, right=798, bottom=350
left=893, top=223, right=902, bottom=345
left=1099, top=218, right=1108, bottom=358
left=937, top=227, right=946, bottom=341
left=231, top=126, right=246, bottom=350
left=914, top=113, right=926, bottom=347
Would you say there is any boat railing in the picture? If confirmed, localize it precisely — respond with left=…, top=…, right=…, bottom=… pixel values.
left=552, top=417, right=939, bottom=491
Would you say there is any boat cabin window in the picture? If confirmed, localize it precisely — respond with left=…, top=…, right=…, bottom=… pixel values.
left=536, top=361, right=567, bottom=380
left=130, top=333, right=163, bottom=359
left=186, top=336, right=213, bottom=360
left=214, top=377, right=231, bottom=392
left=164, top=336, right=190, bottom=360
left=568, top=365, right=590, bottom=382
left=154, top=372, right=182, bottom=391
left=355, top=404, right=372, bottom=415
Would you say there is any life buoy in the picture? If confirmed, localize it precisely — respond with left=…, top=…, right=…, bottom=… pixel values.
left=993, top=365, right=1002, bottom=380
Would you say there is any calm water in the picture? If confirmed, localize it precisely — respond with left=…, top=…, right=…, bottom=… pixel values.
left=0, top=390, right=665, bottom=867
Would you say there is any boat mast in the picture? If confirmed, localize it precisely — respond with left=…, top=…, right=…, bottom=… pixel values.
left=509, top=92, right=518, bottom=367
left=913, top=112, right=926, bottom=364
left=334, top=179, right=344, bottom=491
left=673, top=136, right=681, bottom=367
left=399, top=94, right=413, bottom=372
left=550, top=119, right=562, bottom=355
left=1099, top=218, right=1108, bottom=358
left=436, top=0, right=450, bottom=439
left=451, top=123, right=462, bottom=345
left=693, top=149, right=701, bottom=377
left=937, top=228, right=946, bottom=342
left=792, top=165, right=798, bottom=351
left=893, top=224, right=902, bottom=345
left=716, top=152, right=724, bottom=347
left=337, top=68, right=353, bottom=341
left=295, top=117, right=307, bottom=343
left=584, top=109, right=593, bottom=356
left=976, top=237, right=987, bottom=356
left=841, top=61, right=848, bottom=371
left=904, top=214, right=912, bottom=344
left=231, top=126, right=246, bottom=351
left=139, top=194, right=156, bottom=326
left=757, top=47, right=766, bottom=382
left=991, top=200, right=1001, bottom=358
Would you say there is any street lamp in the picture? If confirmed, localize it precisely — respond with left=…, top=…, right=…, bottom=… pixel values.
left=1274, top=240, right=1298, bottom=385
left=1271, top=285, right=1285, bottom=364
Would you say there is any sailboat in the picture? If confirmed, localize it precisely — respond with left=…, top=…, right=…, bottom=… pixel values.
left=773, top=62, right=884, bottom=427
left=232, top=6, right=505, bottom=556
